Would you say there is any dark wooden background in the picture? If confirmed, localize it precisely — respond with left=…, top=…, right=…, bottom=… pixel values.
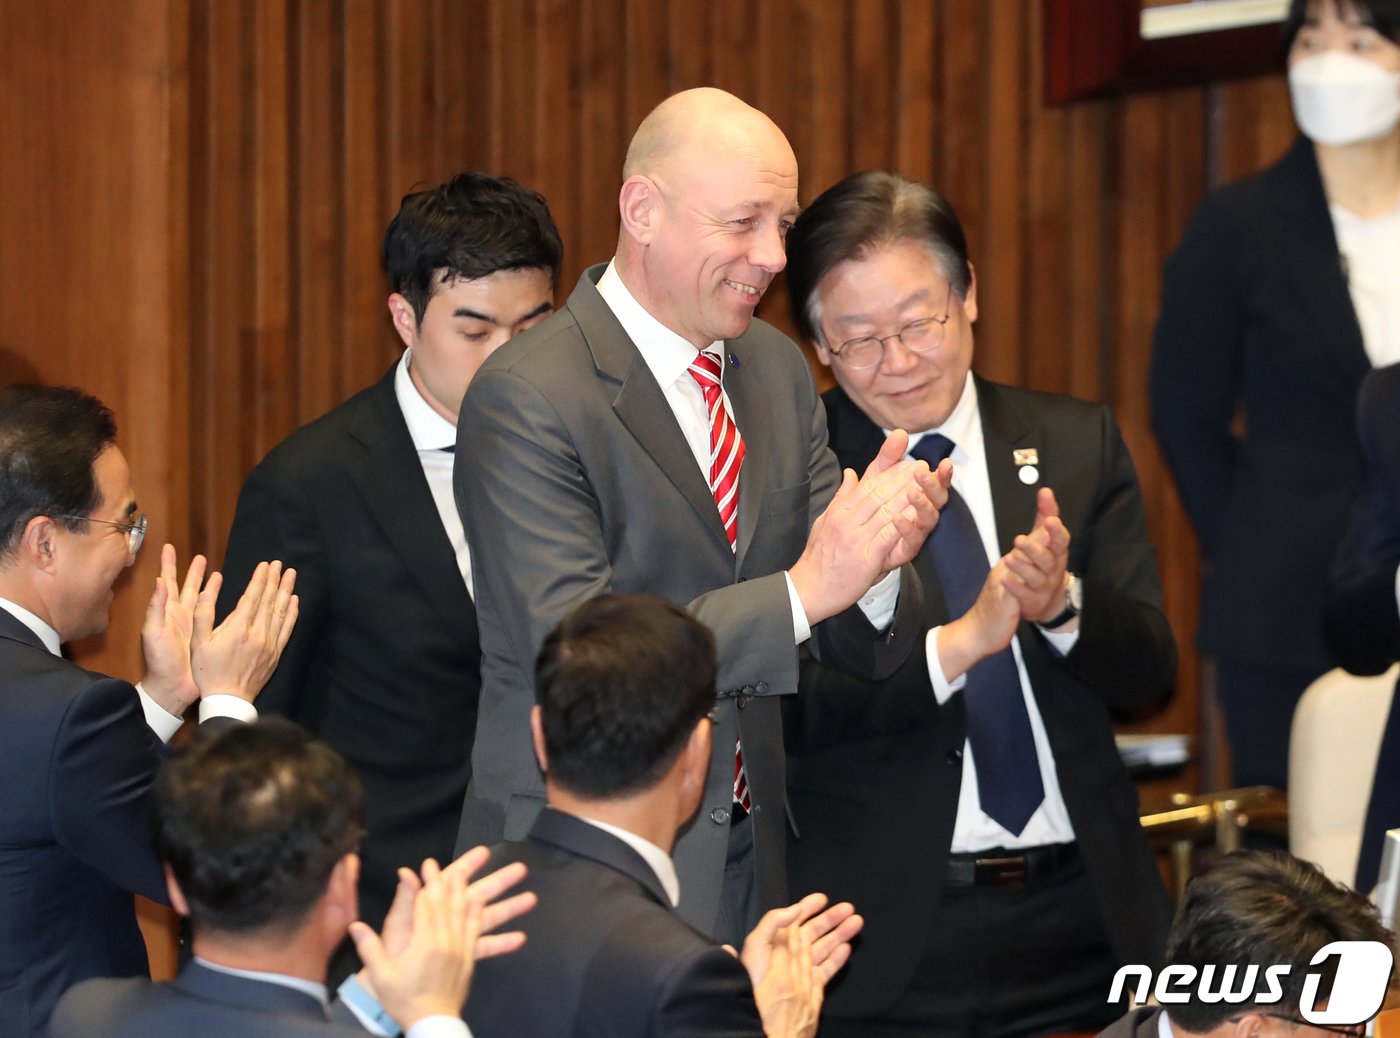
left=0, top=0, right=1298, bottom=831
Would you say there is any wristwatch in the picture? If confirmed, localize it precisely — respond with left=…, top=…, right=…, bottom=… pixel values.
left=1039, top=572, right=1082, bottom=629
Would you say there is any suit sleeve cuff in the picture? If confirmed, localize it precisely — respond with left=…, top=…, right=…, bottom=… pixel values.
left=135, top=683, right=185, bottom=745
left=856, top=569, right=901, bottom=631
left=197, top=695, right=258, bottom=725
left=925, top=628, right=965, bottom=706
left=784, top=571, right=812, bottom=645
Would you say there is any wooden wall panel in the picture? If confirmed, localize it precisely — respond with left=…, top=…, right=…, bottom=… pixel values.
left=0, top=0, right=1308, bottom=815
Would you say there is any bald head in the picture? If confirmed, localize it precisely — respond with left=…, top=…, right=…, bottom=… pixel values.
left=614, top=89, right=799, bottom=350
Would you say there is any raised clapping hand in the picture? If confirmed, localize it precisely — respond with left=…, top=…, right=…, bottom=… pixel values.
left=740, top=892, right=865, bottom=1038
left=789, top=430, right=953, bottom=626
left=189, top=559, right=298, bottom=702
left=936, top=487, right=1074, bottom=682
left=350, top=848, right=535, bottom=1030
left=140, top=544, right=212, bottom=716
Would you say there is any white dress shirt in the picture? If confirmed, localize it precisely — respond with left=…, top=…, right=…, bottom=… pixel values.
left=196, top=958, right=470, bottom=1038
left=575, top=812, right=682, bottom=907
left=1332, top=200, right=1400, bottom=370
left=395, top=351, right=474, bottom=599
left=0, top=596, right=255, bottom=742
left=595, top=260, right=899, bottom=637
left=916, top=373, right=1077, bottom=851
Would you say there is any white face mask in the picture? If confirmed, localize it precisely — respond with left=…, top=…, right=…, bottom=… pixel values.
left=1289, top=50, right=1400, bottom=147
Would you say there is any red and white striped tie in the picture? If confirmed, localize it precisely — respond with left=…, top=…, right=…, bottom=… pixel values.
left=688, top=349, right=751, bottom=811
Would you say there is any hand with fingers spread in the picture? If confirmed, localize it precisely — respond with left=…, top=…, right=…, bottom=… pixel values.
left=349, top=858, right=480, bottom=1029
left=790, top=430, right=950, bottom=626
left=1003, top=487, right=1073, bottom=627
left=741, top=892, right=865, bottom=1038
left=190, top=559, right=299, bottom=702
left=139, top=544, right=213, bottom=716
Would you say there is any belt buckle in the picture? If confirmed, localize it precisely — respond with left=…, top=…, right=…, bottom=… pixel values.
left=977, top=854, right=1028, bottom=887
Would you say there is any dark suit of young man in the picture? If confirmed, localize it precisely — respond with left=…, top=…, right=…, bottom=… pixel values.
left=466, top=810, right=762, bottom=1038
left=1326, top=363, right=1400, bottom=891
left=220, top=364, right=479, bottom=937
left=787, top=381, right=1175, bottom=1034
left=0, top=611, right=241, bottom=1037
left=48, top=962, right=370, bottom=1038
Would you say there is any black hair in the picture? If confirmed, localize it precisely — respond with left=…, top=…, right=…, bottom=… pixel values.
left=381, top=170, right=564, bottom=326
left=1165, top=851, right=1394, bottom=1031
left=785, top=170, right=972, bottom=346
left=154, top=719, right=366, bottom=937
left=534, top=594, right=716, bottom=800
left=0, top=384, right=117, bottom=559
left=1283, top=0, right=1400, bottom=54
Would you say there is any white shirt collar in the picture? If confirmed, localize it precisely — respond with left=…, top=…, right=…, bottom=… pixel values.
left=904, top=371, right=982, bottom=462
left=194, top=956, right=328, bottom=1006
left=1158, top=1008, right=1174, bottom=1038
left=394, top=350, right=458, bottom=451
left=596, top=259, right=725, bottom=390
left=0, top=596, right=61, bottom=655
left=575, top=814, right=681, bottom=908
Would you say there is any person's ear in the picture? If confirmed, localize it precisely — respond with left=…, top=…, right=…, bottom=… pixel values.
left=326, top=852, right=360, bottom=927
left=164, top=866, right=191, bottom=919
left=386, top=293, right=420, bottom=350
left=619, top=176, right=661, bottom=246
left=683, top=714, right=712, bottom=788
left=22, top=515, right=60, bottom=574
left=962, top=263, right=978, bottom=323
left=530, top=706, right=549, bottom=774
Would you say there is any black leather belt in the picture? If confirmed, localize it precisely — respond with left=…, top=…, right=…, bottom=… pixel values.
left=945, top=842, right=1079, bottom=889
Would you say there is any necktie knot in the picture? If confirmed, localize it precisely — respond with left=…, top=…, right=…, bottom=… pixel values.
left=909, top=432, right=955, bottom=468
left=688, top=351, right=723, bottom=392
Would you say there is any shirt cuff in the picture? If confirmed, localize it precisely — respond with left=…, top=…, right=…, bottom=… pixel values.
left=407, top=1019, right=471, bottom=1038
left=924, top=627, right=966, bottom=706
left=1039, top=627, right=1080, bottom=657
left=197, top=695, right=258, bottom=725
left=784, top=572, right=813, bottom=645
left=135, top=683, right=185, bottom=745
left=856, top=569, right=901, bottom=631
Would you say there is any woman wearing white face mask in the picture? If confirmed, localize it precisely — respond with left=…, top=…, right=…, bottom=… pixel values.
left=1150, top=0, right=1400, bottom=804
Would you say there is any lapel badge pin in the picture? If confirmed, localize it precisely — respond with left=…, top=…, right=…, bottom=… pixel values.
left=729, top=353, right=740, bottom=368
left=1013, top=449, right=1040, bottom=486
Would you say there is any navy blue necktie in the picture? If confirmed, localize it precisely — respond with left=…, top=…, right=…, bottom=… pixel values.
left=910, top=433, right=1045, bottom=835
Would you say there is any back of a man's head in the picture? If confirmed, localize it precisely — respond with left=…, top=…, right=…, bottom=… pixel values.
left=382, top=170, right=564, bottom=326
left=155, top=718, right=366, bottom=939
left=0, top=384, right=116, bottom=562
left=534, top=594, right=716, bottom=800
left=1165, top=851, right=1394, bottom=1032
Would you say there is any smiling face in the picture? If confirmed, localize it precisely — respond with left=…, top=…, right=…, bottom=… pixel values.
left=622, top=97, right=800, bottom=350
left=813, top=239, right=978, bottom=434
left=389, top=266, right=555, bottom=423
left=50, top=444, right=138, bottom=642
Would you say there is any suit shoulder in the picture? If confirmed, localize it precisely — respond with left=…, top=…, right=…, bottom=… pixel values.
left=980, top=380, right=1113, bottom=431
left=248, top=374, right=401, bottom=477
left=473, top=306, right=588, bottom=383
left=49, top=976, right=152, bottom=1037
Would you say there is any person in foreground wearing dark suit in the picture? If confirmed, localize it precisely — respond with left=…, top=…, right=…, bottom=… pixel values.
left=1326, top=362, right=1400, bottom=892
left=454, top=86, right=951, bottom=947
left=781, top=171, right=1177, bottom=1038
left=466, top=593, right=865, bottom=1038
left=50, top=719, right=535, bottom=1038
left=218, top=171, right=562, bottom=977
left=1098, top=851, right=1393, bottom=1038
left=0, top=384, right=299, bottom=1038
left=1149, top=0, right=1400, bottom=793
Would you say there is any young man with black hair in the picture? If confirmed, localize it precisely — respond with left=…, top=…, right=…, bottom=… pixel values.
left=218, top=172, right=563, bottom=971
left=50, top=719, right=534, bottom=1038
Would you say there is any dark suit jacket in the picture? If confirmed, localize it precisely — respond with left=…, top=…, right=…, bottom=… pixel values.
left=1150, top=136, right=1368, bottom=673
left=453, top=265, right=922, bottom=936
left=0, top=611, right=173, bottom=1037
left=219, top=364, right=480, bottom=932
left=49, top=961, right=367, bottom=1038
left=785, top=380, right=1176, bottom=1019
left=1326, top=363, right=1400, bottom=890
left=1095, top=1006, right=1165, bottom=1038
left=465, top=810, right=763, bottom=1038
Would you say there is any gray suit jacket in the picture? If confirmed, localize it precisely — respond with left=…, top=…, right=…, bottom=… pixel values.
left=1095, top=1006, right=1165, bottom=1038
left=49, top=962, right=367, bottom=1038
left=452, top=264, right=922, bottom=935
